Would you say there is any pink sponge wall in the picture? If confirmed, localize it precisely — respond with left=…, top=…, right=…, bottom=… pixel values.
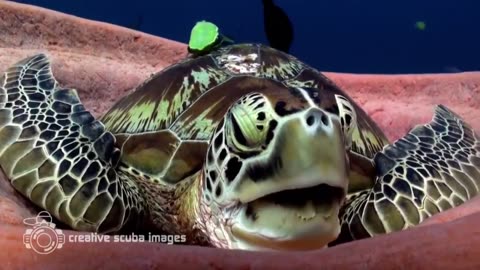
left=0, top=1, right=479, bottom=269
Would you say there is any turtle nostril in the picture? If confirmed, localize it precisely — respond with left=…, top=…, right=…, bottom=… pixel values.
left=306, top=115, right=316, bottom=126
left=320, top=114, right=329, bottom=126
left=305, top=109, right=329, bottom=128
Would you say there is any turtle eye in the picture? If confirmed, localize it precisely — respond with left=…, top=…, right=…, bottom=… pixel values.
left=334, top=94, right=357, bottom=149
left=226, top=93, right=271, bottom=153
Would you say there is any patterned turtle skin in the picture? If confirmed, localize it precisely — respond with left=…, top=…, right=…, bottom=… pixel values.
left=0, top=44, right=479, bottom=251
left=330, top=104, right=480, bottom=245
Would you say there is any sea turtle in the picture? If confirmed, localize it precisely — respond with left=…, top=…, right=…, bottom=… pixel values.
left=1, top=44, right=479, bottom=251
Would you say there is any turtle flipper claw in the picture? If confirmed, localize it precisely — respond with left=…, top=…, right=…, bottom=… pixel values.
left=0, top=54, right=145, bottom=233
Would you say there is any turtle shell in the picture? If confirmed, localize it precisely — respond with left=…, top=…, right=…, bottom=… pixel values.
left=101, top=43, right=389, bottom=185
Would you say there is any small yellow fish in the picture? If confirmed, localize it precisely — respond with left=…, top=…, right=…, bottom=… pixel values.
left=415, top=21, right=426, bottom=31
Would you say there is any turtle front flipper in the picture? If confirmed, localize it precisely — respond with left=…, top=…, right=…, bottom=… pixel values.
left=332, top=105, right=480, bottom=245
left=0, top=54, right=145, bottom=233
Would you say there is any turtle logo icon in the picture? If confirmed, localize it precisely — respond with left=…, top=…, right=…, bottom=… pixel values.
left=23, top=211, right=65, bottom=254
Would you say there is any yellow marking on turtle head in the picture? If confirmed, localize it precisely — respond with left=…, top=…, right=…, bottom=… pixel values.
left=351, top=127, right=388, bottom=158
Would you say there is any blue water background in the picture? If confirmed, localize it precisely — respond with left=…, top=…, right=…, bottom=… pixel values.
left=13, top=0, right=480, bottom=74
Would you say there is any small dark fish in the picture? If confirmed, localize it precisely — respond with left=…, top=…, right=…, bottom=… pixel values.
left=262, top=0, right=294, bottom=53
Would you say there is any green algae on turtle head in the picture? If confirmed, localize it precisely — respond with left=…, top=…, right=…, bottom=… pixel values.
left=188, top=20, right=219, bottom=52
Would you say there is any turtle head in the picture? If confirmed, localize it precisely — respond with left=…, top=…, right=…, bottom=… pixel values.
left=198, top=91, right=358, bottom=250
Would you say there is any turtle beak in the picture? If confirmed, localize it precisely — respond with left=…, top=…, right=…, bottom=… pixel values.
left=227, top=108, right=349, bottom=250
left=232, top=107, right=349, bottom=203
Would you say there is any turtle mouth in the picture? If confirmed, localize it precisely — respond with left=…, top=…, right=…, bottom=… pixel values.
left=252, top=183, right=345, bottom=208
left=230, top=182, right=346, bottom=251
